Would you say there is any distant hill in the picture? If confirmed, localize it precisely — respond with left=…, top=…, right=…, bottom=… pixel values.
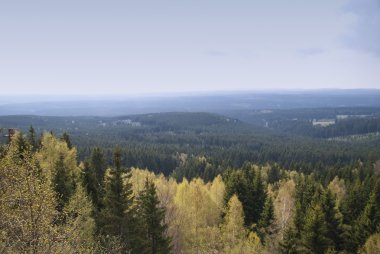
left=2, top=90, right=380, bottom=116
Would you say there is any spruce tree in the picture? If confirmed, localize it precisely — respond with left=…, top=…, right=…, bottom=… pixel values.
left=98, top=147, right=139, bottom=252
left=224, top=167, right=267, bottom=227
left=280, top=227, right=298, bottom=254
left=354, top=184, right=380, bottom=250
left=301, top=202, right=331, bottom=254
left=82, top=160, right=101, bottom=210
left=137, top=178, right=171, bottom=254
left=54, top=153, right=75, bottom=212
left=61, top=132, right=72, bottom=150
left=90, top=147, right=106, bottom=186
left=321, top=190, right=345, bottom=251
left=258, top=196, right=275, bottom=241
left=27, top=125, right=37, bottom=150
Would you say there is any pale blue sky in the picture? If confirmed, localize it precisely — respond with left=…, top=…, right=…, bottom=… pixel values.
left=0, top=0, right=379, bottom=95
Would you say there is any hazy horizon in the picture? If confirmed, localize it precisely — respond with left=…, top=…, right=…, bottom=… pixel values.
left=1, top=0, right=380, bottom=95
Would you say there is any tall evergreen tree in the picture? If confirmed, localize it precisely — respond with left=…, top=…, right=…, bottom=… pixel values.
left=294, top=176, right=317, bottom=235
left=98, top=147, right=139, bottom=252
left=280, top=227, right=298, bottom=254
left=53, top=153, right=75, bottom=212
left=137, top=178, right=171, bottom=254
left=353, top=181, right=380, bottom=251
left=301, top=202, right=331, bottom=254
left=90, top=147, right=106, bottom=186
left=61, top=132, right=72, bottom=150
left=224, top=167, right=267, bottom=227
left=27, top=125, right=37, bottom=150
left=258, top=196, right=275, bottom=240
left=82, top=160, right=101, bottom=210
left=321, top=190, right=346, bottom=251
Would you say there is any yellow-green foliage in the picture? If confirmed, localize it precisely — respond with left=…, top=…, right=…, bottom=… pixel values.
left=37, top=132, right=80, bottom=181
left=0, top=133, right=63, bottom=253
left=129, top=169, right=263, bottom=254
left=360, top=234, right=380, bottom=254
left=0, top=133, right=98, bottom=253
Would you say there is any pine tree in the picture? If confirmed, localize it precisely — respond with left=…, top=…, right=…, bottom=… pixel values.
left=90, top=147, right=106, bottom=185
left=280, top=227, right=298, bottom=254
left=258, top=196, right=275, bottom=240
left=224, top=167, right=267, bottom=227
left=253, top=170, right=267, bottom=225
left=268, top=164, right=281, bottom=184
left=54, top=153, right=75, bottom=212
left=137, top=178, right=171, bottom=254
left=82, top=160, right=101, bottom=210
left=61, top=132, right=72, bottom=150
left=321, top=190, right=345, bottom=251
left=98, top=147, right=139, bottom=252
left=354, top=185, right=380, bottom=250
left=301, top=202, right=331, bottom=254
left=27, top=125, right=37, bottom=150
left=294, top=175, right=317, bottom=236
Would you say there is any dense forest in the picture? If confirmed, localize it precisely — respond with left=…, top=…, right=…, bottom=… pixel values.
left=1, top=129, right=380, bottom=253
left=1, top=111, right=380, bottom=182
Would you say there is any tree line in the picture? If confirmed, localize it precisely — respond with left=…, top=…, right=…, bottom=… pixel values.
left=2, top=130, right=380, bottom=253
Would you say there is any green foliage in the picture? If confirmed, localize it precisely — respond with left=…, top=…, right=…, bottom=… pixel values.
left=90, top=147, right=106, bottom=185
left=1, top=128, right=380, bottom=254
left=61, top=132, right=72, bottom=150
left=301, top=202, right=330, bottom=254
left=321, top=190, right=346, bottom=251
left=224, top=166, right=267, bottom=227
left=53, top=153, right=75, bottom=212
left=280, top=227, right=298, bottom=254
left=258, top=196, right=275, bottom=237
left=97, top=147, right=140, bottom=252
left=137, top=178, right=171, bottom=254
left=82, top=160, right=101, bottom=210
left=27, top=125, right=37, bottom=150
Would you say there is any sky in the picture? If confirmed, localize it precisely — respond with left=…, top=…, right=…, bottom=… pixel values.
left=0, top=0, right=379, bottom=95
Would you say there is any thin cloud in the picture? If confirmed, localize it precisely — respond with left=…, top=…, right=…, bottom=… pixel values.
left=297, top=48, right=325, bottom=56
left=342, top=0, right=380, bottom=56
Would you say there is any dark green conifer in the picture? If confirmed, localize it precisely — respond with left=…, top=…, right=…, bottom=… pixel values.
left=27, top=125, right=37, bottom=150
left=280, top=227, right=298, bottom=254
left=82, top=160, right=101, bottom=209
left=61, top=132, right=72, bottom=149
left=137, top=178, right=171, bottom=254
left=53, top=153, right=75, bottom=212
left=301, top=202, right=330, bottom=254
left=98, top=147, right=139, bottom=252
left=90, top=147, right=106, bottom=185
left=321, top=190, right=345, bottom=251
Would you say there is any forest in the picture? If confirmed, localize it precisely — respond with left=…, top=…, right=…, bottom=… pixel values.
left=1, top=127, right=380, bottom=253
left=1, top=111, right=380, bottom=182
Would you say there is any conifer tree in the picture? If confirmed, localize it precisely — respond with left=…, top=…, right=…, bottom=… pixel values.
left=61, top=132, right=72, bottom=150
left=137, top=178, right=171, bottom=254
left=321, top=190, right=345, bottom=251
left=82, top=160, right=101, bottom=210
left=258, top=196, right=275, bottom=239
left=301, top=202, right=331, bottom=254
left=280, top=227, right=298, bottom=254
left=54, top=153, right=75, bottom=212
left=27, top=125, right=37, bottom=150
left=224, top=167, right=267, bottom=227
left=90, top=147, right=106, bottom=185
left=98, top=147, right=139, bottom=252
left=354, top=184, right=380, bottom=250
